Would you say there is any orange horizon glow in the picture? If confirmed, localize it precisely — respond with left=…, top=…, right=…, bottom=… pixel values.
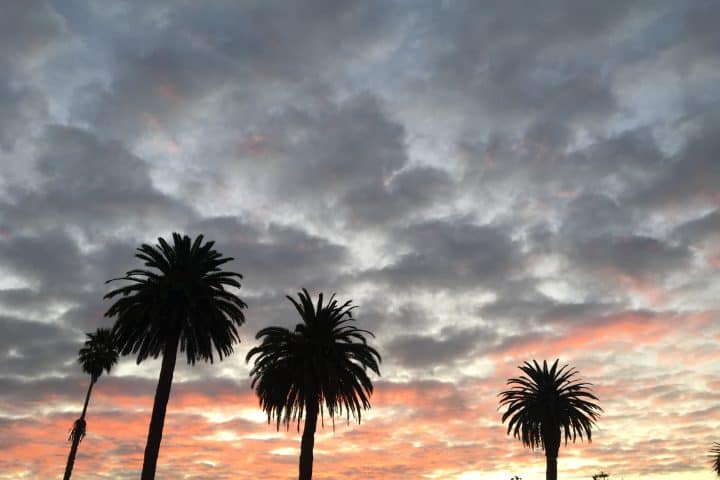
left=3, top=307, right=718, bottom=480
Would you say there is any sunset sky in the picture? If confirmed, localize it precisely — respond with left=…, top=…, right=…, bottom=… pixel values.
left=1, top=1, right=720, bottom=479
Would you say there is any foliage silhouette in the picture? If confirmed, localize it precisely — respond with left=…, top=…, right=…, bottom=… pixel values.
left=63, top=328, right=118, bottom=480
left=247, top=289, right=381, bottom=480
left=105, top=233, right=246, bottom=480
left=711, top=442, right=720, bottom=476
left=499, top=359, right=601, bottom=480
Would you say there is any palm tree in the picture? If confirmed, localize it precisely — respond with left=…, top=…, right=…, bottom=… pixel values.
left=63, top=328, right=118, bottom=480
left=499, top=359, right=601, bottom=480
left=104, top=233, right=247, bottom=480
left=246, top=289, right=381, bottom=480
left=711, top=442, right=720, bottom=476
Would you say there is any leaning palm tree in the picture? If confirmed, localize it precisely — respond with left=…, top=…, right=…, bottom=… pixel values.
left=105, top=233, right=247, bottom=480
left=499, top=359, right=601, bottom=480
left=63, top=328, right=118, bottom=480
left=247, top=289, right=381, bottom=480
left=711, top=442, right=720, bottom=476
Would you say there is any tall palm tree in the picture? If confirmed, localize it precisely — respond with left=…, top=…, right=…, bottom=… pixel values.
left=63, top=328, right=118, bottom=480
left=104, top=233, right=247, bottom=480
left=499, top=359, right=601, bottom=480
left=711, top=442, right=720, bottom=476
left=246, top=289, right=381, bottom=480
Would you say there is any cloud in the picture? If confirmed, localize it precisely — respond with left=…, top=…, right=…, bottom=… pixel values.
left=0, top=126, right=195, bottom=237
left=187, top=216, right=349, bottom=294
left=632, top=115, right=720, bottom=209
left=673, top=209, right=720, bottom=245
left=0, top=80, right=47, bottom=151
left=2, top=2, right=720, bottom=479
left=0, top=315, right=79, bottom=377
left=366, top=218, right=521, bottom=291
left=386, top=326, right=495, bottom=369
left=0, top=0, right=65, bottom=63
left=568, top=234, right=692, bottom=280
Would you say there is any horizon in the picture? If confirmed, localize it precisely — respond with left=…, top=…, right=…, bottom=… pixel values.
left=1, top=1, right=720, bottom=479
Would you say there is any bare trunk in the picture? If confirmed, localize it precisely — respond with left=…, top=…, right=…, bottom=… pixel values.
left=544, top=428, right=560, bottom=480
left=140, top=332, right=179, bottom=480
left=63, top=434, right=81, bottom=480
left=546, top=454, right=557, bottom=480
left=298, top=399, right=319, bottom=480
left=63, top=378, right=95, bottom=480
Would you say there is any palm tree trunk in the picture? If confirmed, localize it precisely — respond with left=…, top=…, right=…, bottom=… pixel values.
left=140, top=332, right=180, bottom=480
left=546, top=454, right=557, bottom=480
left=298, top=399, right=319, bottom=480
left=63, top=378, right=95, bottom=480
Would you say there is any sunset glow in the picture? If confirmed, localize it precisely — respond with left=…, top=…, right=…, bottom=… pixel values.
left=2, top=1, right=720, bottom=480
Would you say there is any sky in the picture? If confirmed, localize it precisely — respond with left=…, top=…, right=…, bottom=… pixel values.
left=1, top=1, right=719, bottom=479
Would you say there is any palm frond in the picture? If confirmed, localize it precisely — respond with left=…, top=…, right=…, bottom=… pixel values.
left=105, top=233, right=247, bottom=365
left=711, top=442, right=720, bottom=476
left=68, top=418, right=86, bottom=443
left=499, top=359, right=602, bottom=453
left=247, top=289, right=381, bottom=432
left=78, top=328, right=118, bottom=381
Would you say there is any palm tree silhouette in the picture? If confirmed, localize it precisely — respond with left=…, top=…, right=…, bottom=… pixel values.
left=711, top=442, right=720, bottom=476
left=104, top=233, right=247, bottom=480
left=247, top=289, right=381, bottom=480
left=499, top=359, right=601, bottom=480
left=63, top=328, right=118, bottom=480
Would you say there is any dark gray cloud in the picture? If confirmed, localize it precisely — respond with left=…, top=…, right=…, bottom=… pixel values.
left=673, top=209, right=720, bottom=245
left=0, top=80, right=47, bottom=151
left=0, top=0, right=65, bottom=62
left=0, top=125, right=195, bottom=235
left=386, top=326, right=496, bottom=369
left=569, top=234, right=692, bottom=280
left=0, top=315, right=79, bottom=377
left=554, top=192, right=693, bottom=280
left=342, top=166, right=456, bottom=227
left=632, top=116, right=720, bottom=209
left=233, top=93, right=409, bottom=215
left=67, top=0, right=403, bottom=143
left=188, top=216, right=349, bottom=293
left=366, top=218, right=521, bottom=291
left=560, top=193, right=633, bottom=241
left=480, top=293, right=618, bottom=329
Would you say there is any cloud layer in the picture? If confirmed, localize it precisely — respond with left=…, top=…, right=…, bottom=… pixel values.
left=1, top=1, right=719, bottom=479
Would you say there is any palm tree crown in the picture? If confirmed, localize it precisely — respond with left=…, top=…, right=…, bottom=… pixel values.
left=63, top=328, right=118, bottom=480
left=78, top=328, right=118, bottom=381
left=247, top=289, right=381, bottom=430
left=499, top=359, right=601, bottom=451
left=104, top=233, right=247, bottom=480
left=247, top=289, right=380, bottom=480
left=105, top=233, right=247, bottom=364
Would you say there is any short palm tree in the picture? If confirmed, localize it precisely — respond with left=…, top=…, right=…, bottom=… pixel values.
left=105, top=233, right=247, bottom=480
left=247, top=289, right=381, bottom=480
left=711, top=442, right=720, bottom=476
left=499, top=359, right=601, bottom=480
left=63, top=328, right=118, bottom=480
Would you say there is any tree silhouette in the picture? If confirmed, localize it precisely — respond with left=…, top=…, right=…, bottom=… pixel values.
left=63, top=328, right=118, bottom=480
left=105, top=233, right=247, bottom=480
left=499, top=359, right=601, bottom=480
left=711, top=442, right=720, bottom=476
left=247, top=289, right=381, bottom=480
